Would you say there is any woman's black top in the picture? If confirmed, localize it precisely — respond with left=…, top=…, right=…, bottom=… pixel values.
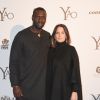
left=46, top=41, right=82, bottom=100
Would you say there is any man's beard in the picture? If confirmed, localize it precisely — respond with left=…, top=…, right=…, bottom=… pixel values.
left=35, top=23, right=44, bottom=29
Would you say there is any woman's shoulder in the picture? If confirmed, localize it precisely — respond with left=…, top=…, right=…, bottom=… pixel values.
left=66, top=44, right=75, bottom=49
left=68, top=45, right=79, bottom=58
left=65, top=44, right=77, bottom=53
left=48, top=46, right=56, bottom=54
left=49, top=46, right=55, bottom=51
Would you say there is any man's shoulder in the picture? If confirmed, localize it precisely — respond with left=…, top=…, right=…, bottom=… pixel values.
left=16, top=27, right=30, bottom=36
left=14, top=27, right=30, bottom=40
left=18, top=27, right=30, bottom=34
left=42, top=29, right=50, bottom=36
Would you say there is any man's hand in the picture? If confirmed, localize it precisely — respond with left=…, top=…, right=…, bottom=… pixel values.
left=13, top=86, right=23, bottom=97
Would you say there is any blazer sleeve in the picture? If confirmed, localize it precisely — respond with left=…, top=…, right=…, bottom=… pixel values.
left=71, top=47, right=83, bottom=100
left=9, top=32, right=23, bottom=87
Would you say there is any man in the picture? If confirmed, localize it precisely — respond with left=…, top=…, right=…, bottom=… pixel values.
left=9, top=7, right=50, bottom=100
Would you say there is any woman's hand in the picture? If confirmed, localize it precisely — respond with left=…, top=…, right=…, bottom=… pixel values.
left=70, top=92, right=78, bottom=100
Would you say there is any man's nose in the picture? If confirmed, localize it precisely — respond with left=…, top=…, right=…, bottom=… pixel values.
left=38, top=17, right=43, bottom=22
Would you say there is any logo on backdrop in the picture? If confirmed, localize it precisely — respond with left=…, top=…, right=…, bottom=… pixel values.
left=94, top=66, right=100, bottom=78
left=0, top=96, right=15, bottom=100
left=1, top=38, right=9, bottom=49
left=60, top=7, right=77, bottom=20
left=0, top=8, right=14, bottom=21
left=91, top=94, right=100, bottom=100
left=0, top=67, right=9, bottom=80
left=89, top=11, right=100, bottom=14
left=91, top=36, right=100, bottom=50
left=96, top=66, right=100, bottom=73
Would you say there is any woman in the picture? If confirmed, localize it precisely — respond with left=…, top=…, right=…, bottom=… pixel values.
left=46, top=24, right=82, bottom=100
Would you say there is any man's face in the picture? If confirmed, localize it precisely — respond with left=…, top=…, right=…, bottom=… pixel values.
left=32, top=10, right=46, bottom=29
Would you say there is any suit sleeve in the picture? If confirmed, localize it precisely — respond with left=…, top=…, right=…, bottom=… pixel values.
left=9, top=33, right=23, bottom=87
left=71, top=47, right=83, bottom=100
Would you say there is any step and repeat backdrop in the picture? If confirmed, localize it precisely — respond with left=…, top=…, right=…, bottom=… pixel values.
left=0, top=0, right=100, bottom=100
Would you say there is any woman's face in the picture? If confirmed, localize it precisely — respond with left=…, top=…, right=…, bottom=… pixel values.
left=54, top=26, right=66, bottom=43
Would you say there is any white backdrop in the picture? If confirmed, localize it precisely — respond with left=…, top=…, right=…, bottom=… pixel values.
left=0, top=0, right=100, bottom=100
